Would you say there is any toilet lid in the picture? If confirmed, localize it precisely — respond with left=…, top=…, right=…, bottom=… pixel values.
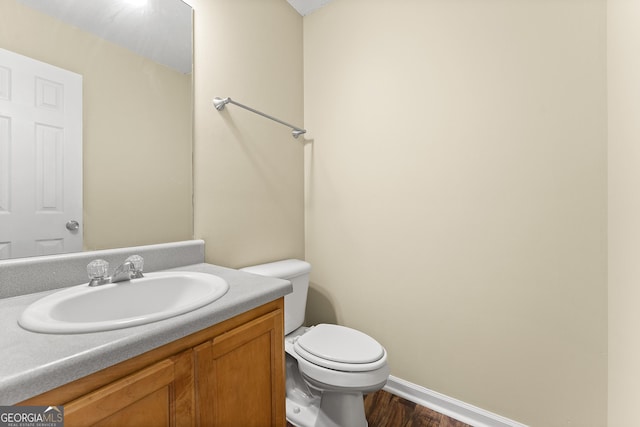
left=294, top=324, right=386, bottom=371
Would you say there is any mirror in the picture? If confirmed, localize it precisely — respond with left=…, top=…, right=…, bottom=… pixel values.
left=0, top=0, right=194, bottom=260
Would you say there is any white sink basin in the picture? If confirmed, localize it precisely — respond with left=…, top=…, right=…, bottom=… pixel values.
left=18, top=271, right=230, bottom=334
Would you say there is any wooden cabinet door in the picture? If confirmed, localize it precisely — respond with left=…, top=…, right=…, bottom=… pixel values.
left=195, top=309, right=285, bottom=427
left=63, top=350, right=193, bottom=427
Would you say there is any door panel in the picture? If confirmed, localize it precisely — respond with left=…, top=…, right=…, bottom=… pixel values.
left=0, top=48, right=82, bottom=259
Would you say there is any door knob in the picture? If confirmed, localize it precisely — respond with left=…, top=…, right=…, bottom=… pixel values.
left=66, top=220, right=80, bottom=231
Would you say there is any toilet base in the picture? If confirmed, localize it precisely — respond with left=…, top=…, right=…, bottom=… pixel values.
left=286, top=346, right=321, bottom=427
left=316, top=391, right=368, bottom=427
left=286, top=395, right=319, bottom=427
left=286, top=392, right=368, bottom=427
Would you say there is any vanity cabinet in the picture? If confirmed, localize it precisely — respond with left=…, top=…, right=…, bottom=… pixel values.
left=20, top=299, right=285, bottom=427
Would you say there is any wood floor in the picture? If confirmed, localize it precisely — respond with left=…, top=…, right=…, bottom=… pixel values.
left=286, top=389, right=471, bottom=427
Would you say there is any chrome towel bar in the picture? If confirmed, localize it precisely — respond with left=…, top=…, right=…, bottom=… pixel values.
left=213, top=97, right=307, bottom=139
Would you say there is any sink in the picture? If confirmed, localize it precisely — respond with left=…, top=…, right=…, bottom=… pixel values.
left=18, top=271, right=230, bottom=334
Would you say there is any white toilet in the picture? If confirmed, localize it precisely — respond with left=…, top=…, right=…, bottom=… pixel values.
left=241, top=259, right=389, bottom=427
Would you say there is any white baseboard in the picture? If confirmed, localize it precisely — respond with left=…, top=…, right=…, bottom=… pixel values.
left=383, top=375, right=528, bottom=427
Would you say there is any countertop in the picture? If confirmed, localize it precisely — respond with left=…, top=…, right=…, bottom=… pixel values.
left=0, top=262, right=291, bottom=405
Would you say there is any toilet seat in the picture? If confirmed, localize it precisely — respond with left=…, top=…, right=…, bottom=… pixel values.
left=294, top=324, right=387, bottom=372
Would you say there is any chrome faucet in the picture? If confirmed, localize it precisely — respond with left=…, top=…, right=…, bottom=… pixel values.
left=87, top=255, right=144, bottom=286
left=111, top=259, right=143, bottom=283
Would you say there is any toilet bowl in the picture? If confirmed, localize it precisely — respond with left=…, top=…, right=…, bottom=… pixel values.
left=240, top=260, right=389, bottom=427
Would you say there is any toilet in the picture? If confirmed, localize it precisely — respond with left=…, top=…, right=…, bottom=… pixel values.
left=240, top=259, right=389, bottom=427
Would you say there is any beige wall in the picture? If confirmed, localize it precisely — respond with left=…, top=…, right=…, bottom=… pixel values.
left=608, top=0, right=640, bottom=425
left=0, top=0, right=193, bottom=252
left=190, top=0, right=305, bottom=268
left=304, top=0, right=607, bottom=425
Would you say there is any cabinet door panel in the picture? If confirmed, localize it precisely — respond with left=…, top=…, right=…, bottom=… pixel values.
left=92, top=387, right=170, bottom=427
left=64, top=351, right=193, bottom=427
left=195, top=309, right=285, bottom=427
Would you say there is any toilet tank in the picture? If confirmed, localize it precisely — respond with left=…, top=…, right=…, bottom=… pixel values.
left=240, top=259, right=311, bottom=335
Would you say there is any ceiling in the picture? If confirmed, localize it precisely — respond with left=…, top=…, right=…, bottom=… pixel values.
left=287, top=0, right=334, bottom=16
left=15, top=0, right=332, bottom=74
left=16, top=0, right=192, bottom=74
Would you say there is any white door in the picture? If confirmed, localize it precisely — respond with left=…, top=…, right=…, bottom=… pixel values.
left=0, top=48, right=82, bottom=260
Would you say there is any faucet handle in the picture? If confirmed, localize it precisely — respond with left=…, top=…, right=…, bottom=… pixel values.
left=87, top=259, right=109, bottom=278
left=126, top=255, right=144, bottom=272
left=87, top=259, right=110, bottom=286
